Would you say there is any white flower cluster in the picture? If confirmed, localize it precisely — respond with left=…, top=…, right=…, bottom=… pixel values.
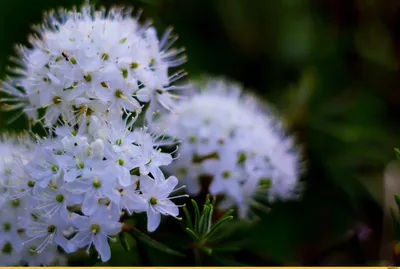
left=0, top=116, right=182, bottom=265
left=158, top=78, right=303, bottom=218
left=0, top=3, right=186, bottom=266
left=0, top=136, right=67, bottom=265
left=2, top=4, right=186, bottom=127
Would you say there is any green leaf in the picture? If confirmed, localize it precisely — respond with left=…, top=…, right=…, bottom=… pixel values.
left=199, top=246, right=213, bottom=255
left=211, top=196, right=217, bottom=207
left=129, top=228, right=185, bottom=257
left=395, top=148, right=400, bottom=161
left=191, top=199, right=201, bottom=233
left=204, top=215, right=234, bottom=240
left=198, top=204, right=212, bottom=236
left=182, top=206, right=194, bottom=230
left=119, top=232, right=136, bottom=252
left=221, top=208, right=235, bottom=219
left=205, top=194, right=211, bottom=206
left=185, top=227, right=200, bottom=241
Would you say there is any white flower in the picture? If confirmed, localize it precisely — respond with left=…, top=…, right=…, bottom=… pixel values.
left=25, top=146, right=68, bottom=188
left=68, top=205, right=122, bottom=262
left=202, top=147, right=246, bottom=201
left=66, top=167, right=121, bottom=216
left=1, top=4, right=186, bottom=127
left=158, top=77, right=303, bottom=218
left=0, top=206, right=23, bottom=252
left=19, top=240, right=67, bottom=266
left=139, top=174, right=181, bottom=232
left=129, top=128, right=173, bottom=176
left=118, top=181, right=148, bottom=215
left=21, top=212, right=72, bottom=253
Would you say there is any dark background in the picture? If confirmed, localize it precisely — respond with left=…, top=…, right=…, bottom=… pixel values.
left=2, top=0, right=400, bottom=265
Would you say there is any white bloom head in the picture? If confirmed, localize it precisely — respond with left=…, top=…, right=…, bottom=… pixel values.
left=0, top=115, right=184, bottom=265
left=157, top=77, right=304, bottom=218
left=1, top=3, right=187, bottom=127
left=0, top=2, right=188, bottom=265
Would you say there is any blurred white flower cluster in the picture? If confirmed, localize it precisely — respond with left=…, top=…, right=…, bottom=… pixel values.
left=158, top=78, right=303, bottom=218
left=0, top=3, right=186, bottom=265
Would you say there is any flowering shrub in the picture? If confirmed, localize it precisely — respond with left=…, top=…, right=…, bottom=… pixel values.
left=0, top=3, right=187, bottom=265
left=0, top=2, right=303, bottom=266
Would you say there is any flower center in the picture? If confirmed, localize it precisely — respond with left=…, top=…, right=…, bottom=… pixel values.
left=52, top=96, right=62, bottom=105
left=84, top=73, right=92, bottom=82
left=77, top=161, right=84, bottom=169
left=11, top=199, right=20, bottom=207
left=222, top=170, right=230, bottom=179
left=259, top=178, right=271, bottom=189
left=91, top=224, right=100, bottom=235
left=150, top=197, right=158, bottom=205
left=47, top=225, right=56, bottom=233
left=237, top=152, right=246, bottom=164
left=51, top=164, right=59, bottom=173
left=28, top=180, right=35, bottom=188
left=118, top=158, right=124, bottom=166
left=188, top=136, right=197, bottom=143
left=55, top=194, right=64, bottom=203
left=92, top=177, right=101, bottom=188
left=3, top=222, right=11, bottom=231
left=1, top=242, right=12, bottom=254
left=130, top=62, right=139, bottom=69
left=115, top=89, right=123, bottom=98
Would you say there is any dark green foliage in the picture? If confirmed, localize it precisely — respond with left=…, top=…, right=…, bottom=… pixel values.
left=1, top=0, right=400, bottom=265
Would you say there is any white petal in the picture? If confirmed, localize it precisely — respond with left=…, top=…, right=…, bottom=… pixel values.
left=146, top=207, right=161, bottom=232
left=93, top=234, right=111, bottom=262
left=82, top=194, right=99, bottom=216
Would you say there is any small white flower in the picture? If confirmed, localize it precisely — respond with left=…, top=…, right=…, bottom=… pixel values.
left=21, top=212, right=72, bottom=253
left=129, top=129, right=173, bottom=176
left=139, top=174, right=181, bottom=232
left=68, top=205, right=122, bottom=262
left=65, top=167, right=120, bottom=216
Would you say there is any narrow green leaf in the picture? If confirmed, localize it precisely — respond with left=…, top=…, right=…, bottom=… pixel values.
left=205, top=194, right=211, bottom=206
left=119, top=232, right=136, bottom=252
left=182, top=206, right=193, bottom=230
left=206, top=204, right=213, bottom=233
left=211, top=196, right=217, bottom=207
left=191, top=199, right=201, bottom=233
left=185, top=227, right=200, bottom=241
left=198, top=205, right=210, bottom=236
left=199, top=246, right=213, bottom=255
left=395, top=148, right=400, bottom=161
left=221, top=208, right=234, bottom=219
left=129, top=228, right=185, bottom=257
left=204, top=216, right=234, bottom=240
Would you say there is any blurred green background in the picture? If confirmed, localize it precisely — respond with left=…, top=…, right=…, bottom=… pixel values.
left=2, top=0, right=400, bottom=265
